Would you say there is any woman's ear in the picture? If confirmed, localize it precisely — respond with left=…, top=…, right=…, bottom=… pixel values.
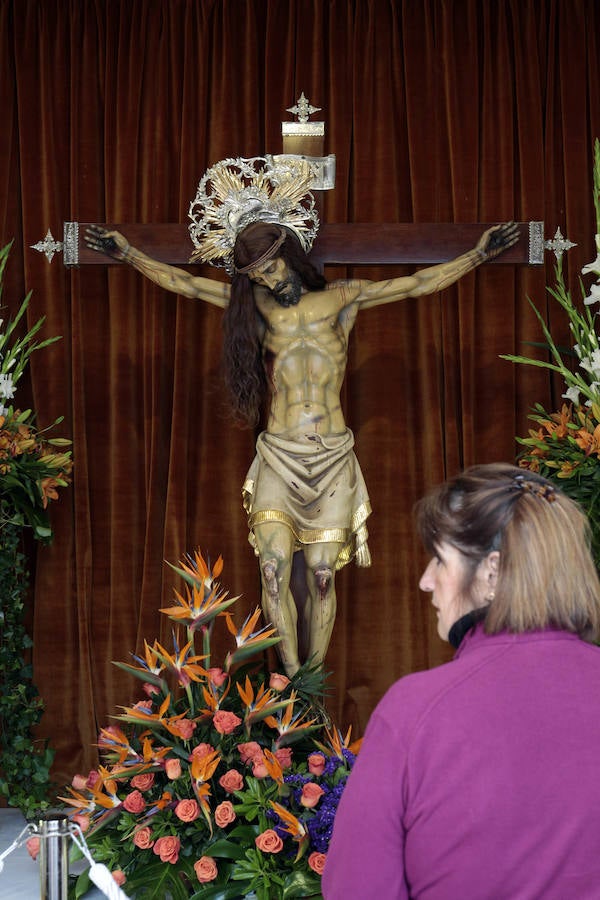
left=486, top=551, right=500, bottom=591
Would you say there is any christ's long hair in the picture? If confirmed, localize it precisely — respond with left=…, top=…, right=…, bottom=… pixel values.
left=223, top=223, right=326, bottom=427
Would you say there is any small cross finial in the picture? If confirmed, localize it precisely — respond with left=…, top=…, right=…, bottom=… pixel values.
left=31, top=228, right=63, bottom=263
left=544, top=227, right=577, bottom=261
left=286, top=93, right=321, bottom=125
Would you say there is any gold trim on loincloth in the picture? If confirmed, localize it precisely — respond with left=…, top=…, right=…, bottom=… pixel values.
left=247, top=500, right=372, bottom=571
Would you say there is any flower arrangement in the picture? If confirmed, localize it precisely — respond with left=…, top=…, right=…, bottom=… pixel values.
left=56, top=550, right=358, bottom=899
left=0, top=241, right=73, bottom=540
left=0, top=240, right=72, bottom=818
left=502, top=139, right=600, bottom=566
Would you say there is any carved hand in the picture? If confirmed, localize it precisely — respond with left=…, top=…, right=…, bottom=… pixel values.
left=475, top=221, right=520, bottom=260
left=85, top=225, right=130, bottom=261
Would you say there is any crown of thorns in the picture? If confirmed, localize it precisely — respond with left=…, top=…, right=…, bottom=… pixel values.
left=188, top=155, right=320, bottom=274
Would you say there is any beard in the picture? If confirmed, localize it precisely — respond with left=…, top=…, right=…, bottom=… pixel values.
left=272, top=269, right=303, bottom=307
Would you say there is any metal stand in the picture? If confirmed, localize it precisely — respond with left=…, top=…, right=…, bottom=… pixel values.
left=0, top=814, right=130, bottom=900
left=39, top=814, right=69, bottom=900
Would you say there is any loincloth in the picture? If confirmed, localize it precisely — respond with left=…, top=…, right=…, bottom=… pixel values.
left=242, top=429, right=372, bottom=570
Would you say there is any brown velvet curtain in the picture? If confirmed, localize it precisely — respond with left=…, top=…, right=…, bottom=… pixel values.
left=1, top=0, right=599, bottom=784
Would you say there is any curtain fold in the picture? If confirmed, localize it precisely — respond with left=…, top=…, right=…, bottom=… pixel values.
left=1, top=0, right=599, bottom=782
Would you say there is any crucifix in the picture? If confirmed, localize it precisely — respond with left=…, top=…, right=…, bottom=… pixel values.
left=31, top=96, right=564, bottom=678
left=33, top=93, right=551, bottom=270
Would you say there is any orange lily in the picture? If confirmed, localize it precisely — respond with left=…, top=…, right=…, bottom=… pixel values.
left=575, top=422, right=600, bottom=456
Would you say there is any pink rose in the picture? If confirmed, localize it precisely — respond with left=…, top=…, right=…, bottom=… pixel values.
left=165, top=758, right=182, bottom=780
left=308, top=752, right=326, bottom=776
left=269, top=672, right=291, bottom=691
left=171, top=718, right=197, bottom=740
left=208, top=667, right=228, bottom=686
left=123, top=789, right=145, bottom=814
left=86, top=770, right=100, bottom=789
left=237, top=741, right=262, bottom=764
left=72, top=770, right=99, bottom=791
left=274, top=747, right=293, bottom=769
left=143, top=681, right=160, bottom=697
left=174, top=798, right=200, bottom=822
left=26, top=837, right=40, bottom=860
left=252, top=753, right=268, bottom=778
left=219, top=768, right=244, bottom=793
left=133, top=826, right=154, bottom=849
left=300, top=782, right=325, bottom=808
left=308, top=851, right=327, bottom=875
left=214, top=801, right=236, bottom=828
left=133, top=700, right=153, bottom=712
left=255, top=829, right=283, bottom=853
left=71, top=814, right=90, bottom=833
left=213, top=710, right=242, bottom=735
left=112, top=870, right=126, bottom=886
left=153, top=835, right=181, bottom=864
left=131, top=772, right=155, bottom=791
left=194, top=855, right=218, bottom=883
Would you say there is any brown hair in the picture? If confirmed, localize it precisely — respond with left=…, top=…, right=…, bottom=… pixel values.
left=222, top=223, right=326, bottom=427
left=415, top=462, right=600, bottom=641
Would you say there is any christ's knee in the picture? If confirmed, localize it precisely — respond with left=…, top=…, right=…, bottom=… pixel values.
left=261, top=558, right=280, bottom=602
left=313, top=564, right=333, bottom=601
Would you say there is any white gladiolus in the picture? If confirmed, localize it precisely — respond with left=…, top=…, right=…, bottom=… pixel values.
left=584, top=282, right=600, bottom=306
left=579, top=349, right=600, bottom=379
left=563, top=385, right=581, bottom=404
left=0, top=373, right=15, bottom=399
left=582, top=255, right=600, bottom=277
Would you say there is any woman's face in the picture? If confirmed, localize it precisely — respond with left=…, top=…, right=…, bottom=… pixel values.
left=419, top=542, right=493, bottom=641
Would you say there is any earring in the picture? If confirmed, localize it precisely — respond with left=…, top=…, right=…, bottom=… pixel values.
left=487, top=590, right=495, bottom=603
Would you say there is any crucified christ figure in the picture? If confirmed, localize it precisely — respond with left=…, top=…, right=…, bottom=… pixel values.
left=86, top=216, right=518, bottom=676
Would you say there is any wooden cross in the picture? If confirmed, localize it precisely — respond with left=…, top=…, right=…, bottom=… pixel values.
left=32, top=97, right=546, bottom=270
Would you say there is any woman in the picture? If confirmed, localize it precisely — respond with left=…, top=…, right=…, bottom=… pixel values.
left=323, top=463, right=600, bottom=899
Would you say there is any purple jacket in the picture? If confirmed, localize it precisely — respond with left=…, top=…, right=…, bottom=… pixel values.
left=323, top=626, right=600, bottom=899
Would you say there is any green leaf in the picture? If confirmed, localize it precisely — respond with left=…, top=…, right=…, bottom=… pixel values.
left=74, top=868, right=92, bottom=898
left=205, top=838, right=247, bottom=860
left=282, top=868, right=323, bottom=898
